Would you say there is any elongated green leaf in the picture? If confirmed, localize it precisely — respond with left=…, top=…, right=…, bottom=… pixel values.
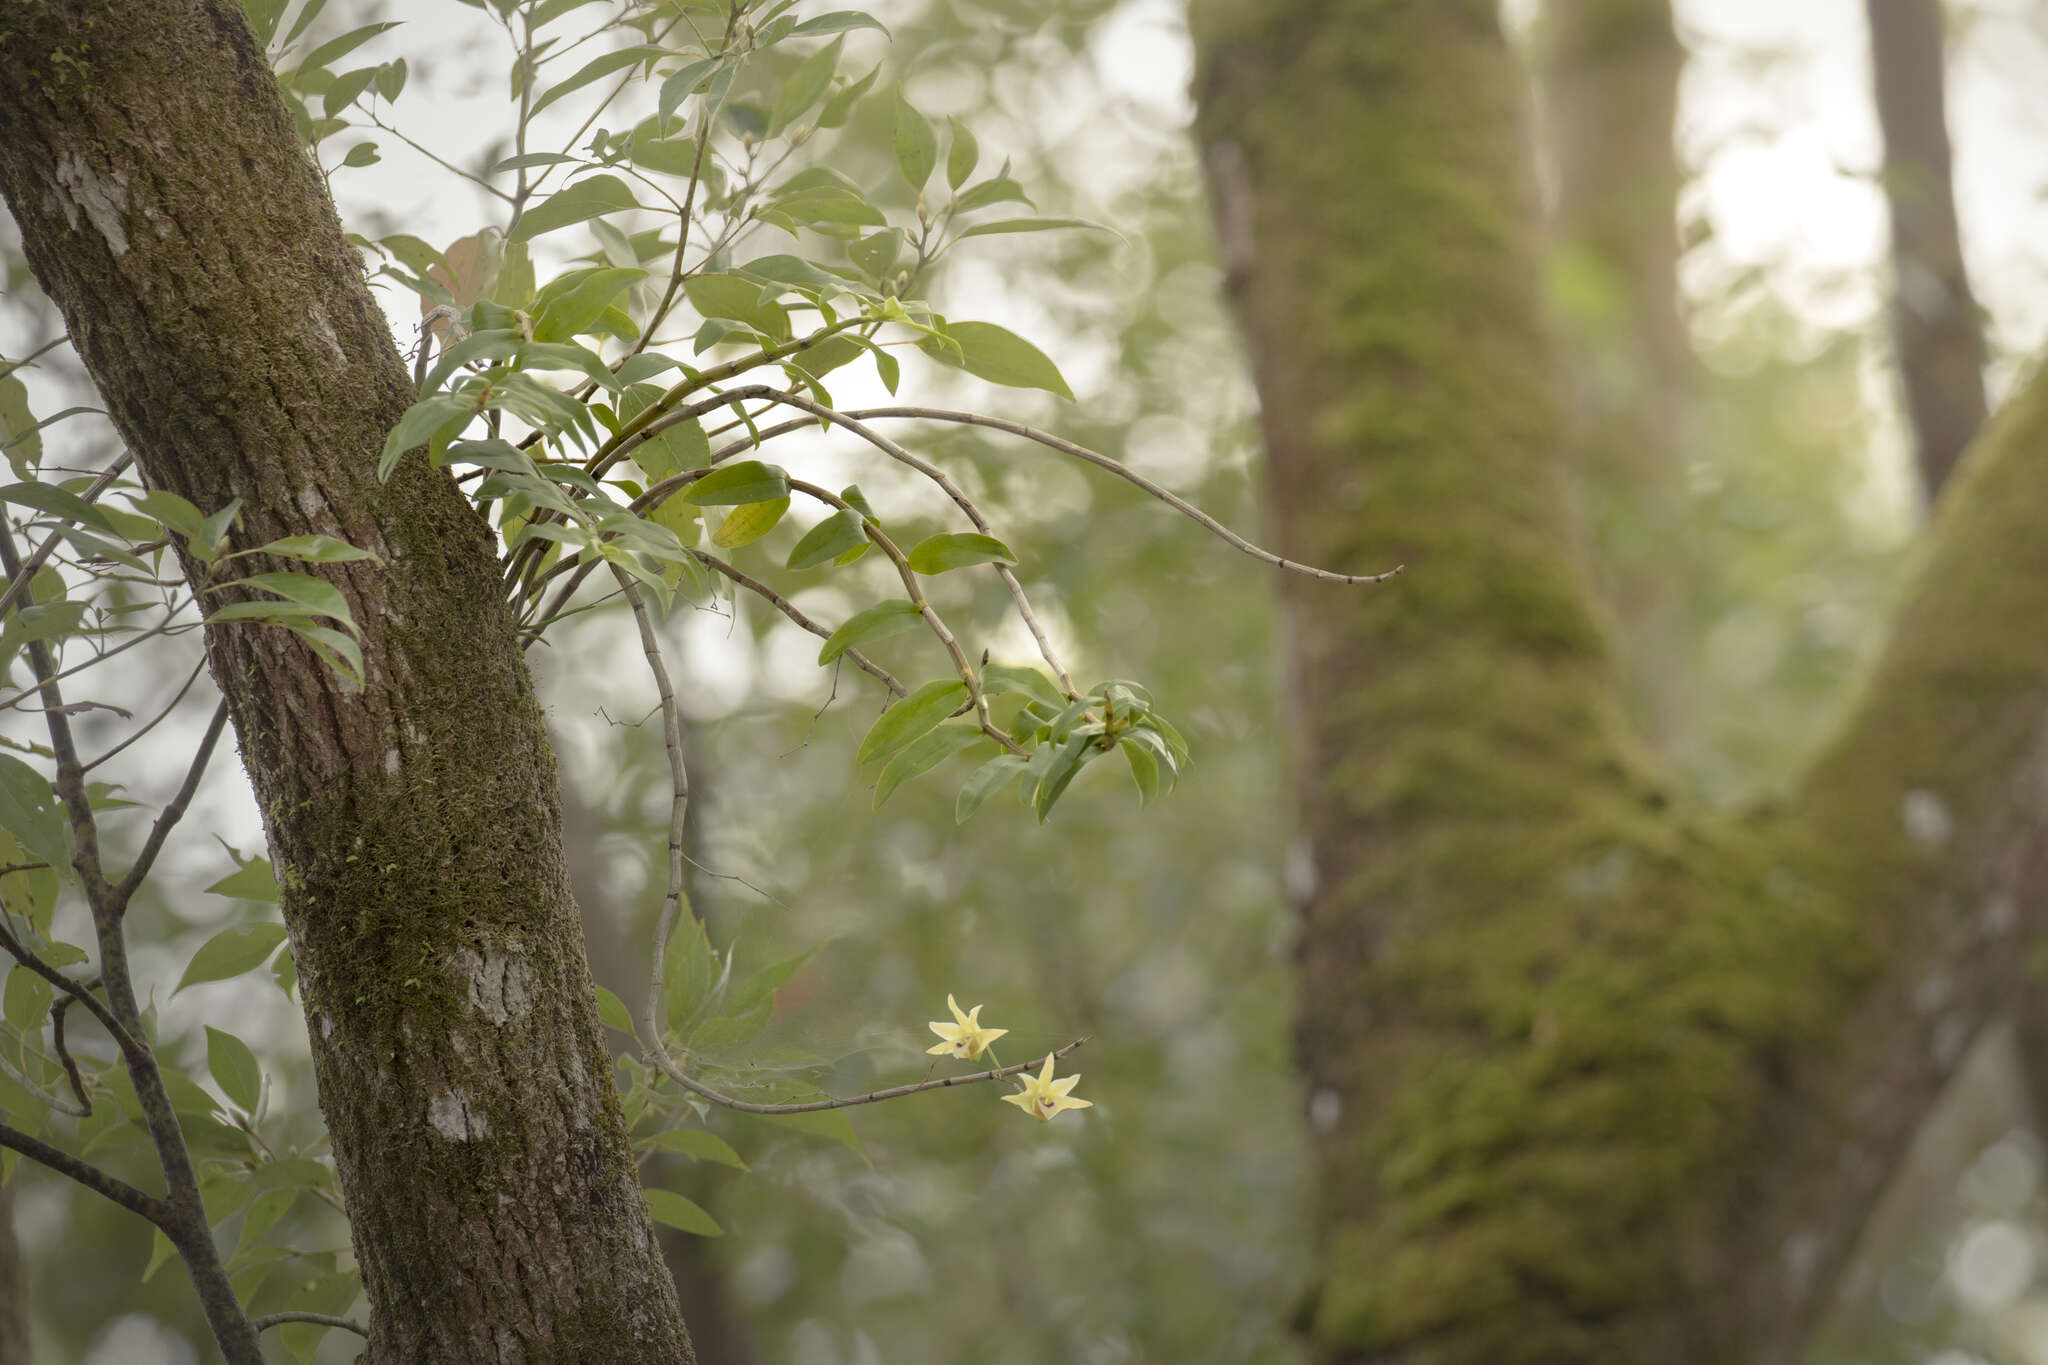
left=874, top=725, right=987, bottom=808
left=206, top=1026, right=263, bottom=1113
left=955, top=752, right=1029, bottom=823
left=297, top=21, right=397, bottom=73
left=251, top=534, right=378, bottom=564
left=379, top=394, right=472, bottom=479
left=681, top=460, right=789, bottom=506
left=819, top=599, right=921, bottom=664
left=1033, top=734, right=1091, bottom=822
left=508, top=174, right=638, bottom=244
left=769, top=35, right=841, bottom=135
left=945, top=116, right=979, bottom=191
left=0, top=482, right=117, bottom=534
left=229, top=571, right=353, bottom=624
left=530, top=45, right=663, bottom=118
left=922, top=321, right=1073, bottom=400
left=176, top=923, right=288, bottom=994
left=531, top=266, right=647, bottom=343
left=954, top=176, right=1034, bottom=213
left=957, top=217, right=1112, bottom=240
left=657, top=55, right=723, bottom=124
left=655, top=1127, right=748, bottom=1169
left=0, top=373, right=41, bottom=477
left=645, top=1189, right=723, bottom=1236
left=1122, top=735, right=1161, bottom=806
left=785, top=508, right=866, bottom=570
left=857, top=680, right=967, bottom=765
left=790, top=11, right=888, bottom=37
left=982, top=663, right=1063, bottom=709
left=682, top=273, right=791, bottom=341
left=711, top=497, right=789, bottom=548
left=906, top=532, right=1016, bottom=574
left=892, top=94, right=935, bottom=191
left=3, top=965, right=49, bottom=1032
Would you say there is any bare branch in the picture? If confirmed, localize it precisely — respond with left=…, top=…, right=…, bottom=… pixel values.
left=0, top=452, right=136, bottom=623
left=845, top=406, right=1404, bottom=585
left=83, top=654, right=209, bottom=773
left=113, top=700, right=230, bottom=907
left=0, top=1120, right=170, bottom=1227
left=655, top=1036, right=1092, bottom=1116
left=250, top=1311, right=367, bottom=1338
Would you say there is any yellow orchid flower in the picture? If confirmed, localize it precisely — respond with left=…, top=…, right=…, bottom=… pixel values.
left=1001, top=1053, right=1092, bottom=1123
left=926, top=993, right=1007, bottom=1061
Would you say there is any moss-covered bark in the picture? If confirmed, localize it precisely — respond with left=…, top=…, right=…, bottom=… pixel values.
left=1190, top=2, right=2048, bottom=1362
left=0, top=3, right=693, bottom=1360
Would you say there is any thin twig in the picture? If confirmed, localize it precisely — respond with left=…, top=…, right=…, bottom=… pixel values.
left=846, top=407, right=1405, bottom=585
left=249, top=1312, right=367, bottom=1338
left=658, top=1037, right=1091, bottom=1116
left=0, top=452, right=136, bottom=623
left=0, top=1120, right=171, bottom=1225
left=113, top=700, right=230, bottom=907
left=82, top=655, right=208, bottom=773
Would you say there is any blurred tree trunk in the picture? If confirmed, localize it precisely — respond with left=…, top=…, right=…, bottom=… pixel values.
left=1190, top=2, right=2048, bottom=1362
left=0, top=3, right=693, bottom=1360
left=0, top=1178, right=25, bottom=1364
left=1867, top=0, right=1986, bottom=499
left=1536, top=0, right=1694, bottom=758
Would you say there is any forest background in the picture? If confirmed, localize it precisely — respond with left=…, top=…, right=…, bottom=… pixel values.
left=4, top=0, right=2048, bottom=1362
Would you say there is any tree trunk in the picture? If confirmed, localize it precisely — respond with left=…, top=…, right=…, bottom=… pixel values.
left=0, top=1177, right=25, bottom=1365
left=1867, top=0, right=1986, bottom=500
left=1190, top=1, right=2048, bottom=1362
left=1537, top=0, right=1694, bottom=757
left=0, top=4, right=694, bottom=1360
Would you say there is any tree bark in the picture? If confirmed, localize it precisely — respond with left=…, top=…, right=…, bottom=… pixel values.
left=1537, top=0, right=1694, bottom=756
left=1867, top=0, right=1987, bottom=500
left=1190, top=1, right=2048, bottom=1362
left=0, top=4, right=694, bottom=1361
left=0, top=1177, right=25, bottom=1365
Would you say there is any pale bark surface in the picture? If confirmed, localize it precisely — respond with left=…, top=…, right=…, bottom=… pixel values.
left=1538, top=0, right=1693, bottom=755
left=1190, top=1, right=2048, bottom=1362
left=1867, top=0, right=1987, bottom=498
left=0, top=3, right=693, bottom=1360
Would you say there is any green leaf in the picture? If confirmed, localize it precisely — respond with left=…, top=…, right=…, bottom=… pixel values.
left=205, top=856, right=280, bottom=904
left=251, top=534, right=378, bottom=564
left=892, top=94, right=936, bottom=191
left=946, top=116, right=979, bottom=190
left=176, top=922, right=289, bottom=994
left=595, top=985, right=634, bottom=1034
left=508, top=174, right=639, bottom=244
left=0, top=373, right=43, bottom=477
left=954, top=176, right=1034, bottom=213
left=956, top=217, right=1112, bottom=240
left=530, top=265, right=648, bottom=343
left=682, top=273, right=791, bottom=341
left=875, top=725, right=987, bottom=808
left=790, top=11, right=888, bottom=37
left=681, top=460, right=790, bottom=506
left=374, top=57, right=407, bottom=102
left=955, top=753, right=1028, bottom=823
left=530, top=45, right=664, bottom=118
left=784, top=509, right=866, bottom=570
left=710, top=497, right=789, bottom=548
left=206, top=1026, right=263, bottom=1113
left=379, top=394, right=472, bottom=479
left=657, top=55, right=723, bottom=125
left=1032, top=735, right=1090, bottom=822
left=0, top=755, right=70, bottom=878
left=0, top=481, right=118, bottom=535
left=645, top=1188, right=723, bottom=1236
left=906, top=532, right=1016, bottom=574
left=982, top=663, right=1063, bottom=709
left=297, top=21, right=397, bottom=73
left=856, top=680, right=967, bottom=765
left=769, top=35, right=842, bottom=136
left=1122, top=735, right=1161, bottom=806
left=921, top=321, right=1073, bottom=400
left=285, top=623, right=365, bottom=685
left=223, top=571, right=354, bottom=628
left=655, top=1126, right=748, bottom=1169
left=3, top=965, right=50, bottom=1032
left=818, top=599, right=920, bottom=664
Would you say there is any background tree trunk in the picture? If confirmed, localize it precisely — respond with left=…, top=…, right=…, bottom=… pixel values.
left=0, top=1178, right=26, bottom=1365
left=1190, top=1, right=2048, bottom=1362
left=0, top=3, right=694, bottom=1360
left=1536, top=0, right=1694, bottom=757
left=1867, top=0, right=1987, bottom=499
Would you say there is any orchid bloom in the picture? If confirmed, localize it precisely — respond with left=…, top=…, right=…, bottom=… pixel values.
left=1001, top=1053, right=1092, bottom=1123
left=927, top=993, right=1006, bottom=1061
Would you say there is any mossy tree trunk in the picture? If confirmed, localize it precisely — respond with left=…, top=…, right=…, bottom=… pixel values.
left=0, top=3, right=694, bottom=1360
left=1536, top=0, right=1694, bottom=758
left=1190, top=2, right=2048, bottom=1362
left=1867, top=0, right=1987, bottom=500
